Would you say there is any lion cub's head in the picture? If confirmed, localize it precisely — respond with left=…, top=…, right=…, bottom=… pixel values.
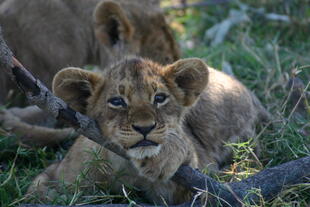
left=94, top=0, right=180, bottom=64
left=53, top=58, right=208, bottom=159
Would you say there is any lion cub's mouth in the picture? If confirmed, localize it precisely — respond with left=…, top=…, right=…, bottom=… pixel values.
left=130, top=140, right=159, bottom=148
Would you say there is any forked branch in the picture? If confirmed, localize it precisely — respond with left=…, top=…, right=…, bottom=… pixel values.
left=0, top=27, right=309, bottom=207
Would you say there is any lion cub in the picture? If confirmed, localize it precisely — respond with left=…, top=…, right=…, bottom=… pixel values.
left=28, top=57, right=269, bottom=204
left=0, top=0, right=179, bottom=103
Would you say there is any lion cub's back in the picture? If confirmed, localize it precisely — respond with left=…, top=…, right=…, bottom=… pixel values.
left=0, top=0, right=91, bottom=98
left=185, top=68, right=264, bottom=169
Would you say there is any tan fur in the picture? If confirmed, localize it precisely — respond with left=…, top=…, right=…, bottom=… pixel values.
left=0, top=0, right=180, bottom=104
left=0, top=108, right=77, bottom=147
left=28, top=57, right=269, bottom=204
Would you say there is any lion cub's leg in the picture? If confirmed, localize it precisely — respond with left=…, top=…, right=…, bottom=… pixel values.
left=8, top=106, right=49, bottom=125
left=27, top=162, right=60, bottom=201
left=0, top=107, right=77, bottom=147
left=28, top=136, right=111, bottom=201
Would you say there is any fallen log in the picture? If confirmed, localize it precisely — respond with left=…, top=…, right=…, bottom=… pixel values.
left=0, top=26, right=309, bottom=207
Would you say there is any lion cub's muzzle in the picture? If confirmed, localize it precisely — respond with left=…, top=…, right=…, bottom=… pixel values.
left=132, top=124, right=156, bottom=137
left=130, top=123, right=158, bottom=148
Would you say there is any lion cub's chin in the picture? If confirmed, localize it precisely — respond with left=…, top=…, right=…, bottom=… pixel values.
left=127, top=145, right=162, bottom=160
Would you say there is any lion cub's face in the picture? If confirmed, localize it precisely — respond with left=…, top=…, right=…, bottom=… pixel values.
left=53, top=58, right=209, bottom=159
left=94, top=0, right=180, bottom=65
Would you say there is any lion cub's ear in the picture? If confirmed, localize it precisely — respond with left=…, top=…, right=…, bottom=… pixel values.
left=52, top=68, right=103, bottom=113
left=162, top=58, right=209, bottom=106
left=94, top=1, right=134, bottom=46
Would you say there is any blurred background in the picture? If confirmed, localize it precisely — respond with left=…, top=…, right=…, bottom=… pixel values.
left=1, top=0, right=309, bottom=206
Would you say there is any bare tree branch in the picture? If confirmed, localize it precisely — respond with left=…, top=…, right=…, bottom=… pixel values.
left=175, top=156, right=310, bottom=205
left=16, top=156, right=310, bottom=207
left=0, top=27, right=13, bottom=69
left=1, top=26, right=310, bottom=207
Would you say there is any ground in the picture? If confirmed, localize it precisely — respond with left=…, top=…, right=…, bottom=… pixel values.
left=0, top=0, right=309, bottom=206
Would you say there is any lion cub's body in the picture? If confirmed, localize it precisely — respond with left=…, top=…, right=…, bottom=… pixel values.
left=28, top=58, right=269, bottom=204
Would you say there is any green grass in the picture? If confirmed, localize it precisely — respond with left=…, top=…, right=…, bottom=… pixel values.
left=1, top=0, right=310, bottom=206
left=170, top=0, right=310, bottom=206
left=0, top=135, right=53, bottom=206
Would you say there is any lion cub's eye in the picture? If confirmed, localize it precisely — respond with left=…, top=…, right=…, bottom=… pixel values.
left=108, top=97, right=127, bottom=108
left=154, top=93, right=168, bottom=105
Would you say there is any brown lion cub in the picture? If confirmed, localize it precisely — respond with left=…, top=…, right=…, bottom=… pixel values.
left=0, top=0, right=179, bottom=103
left=28, top=57, right=269, bottom=204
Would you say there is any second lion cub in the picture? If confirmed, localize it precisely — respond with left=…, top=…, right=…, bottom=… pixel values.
left=28, top=57, right=269, bottom=205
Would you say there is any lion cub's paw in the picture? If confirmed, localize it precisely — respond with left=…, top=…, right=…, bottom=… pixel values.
left=132, top=156, right=179, bottom=183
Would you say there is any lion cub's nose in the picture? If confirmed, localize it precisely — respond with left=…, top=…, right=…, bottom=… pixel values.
left=132, top=124, right=156, bottom=137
